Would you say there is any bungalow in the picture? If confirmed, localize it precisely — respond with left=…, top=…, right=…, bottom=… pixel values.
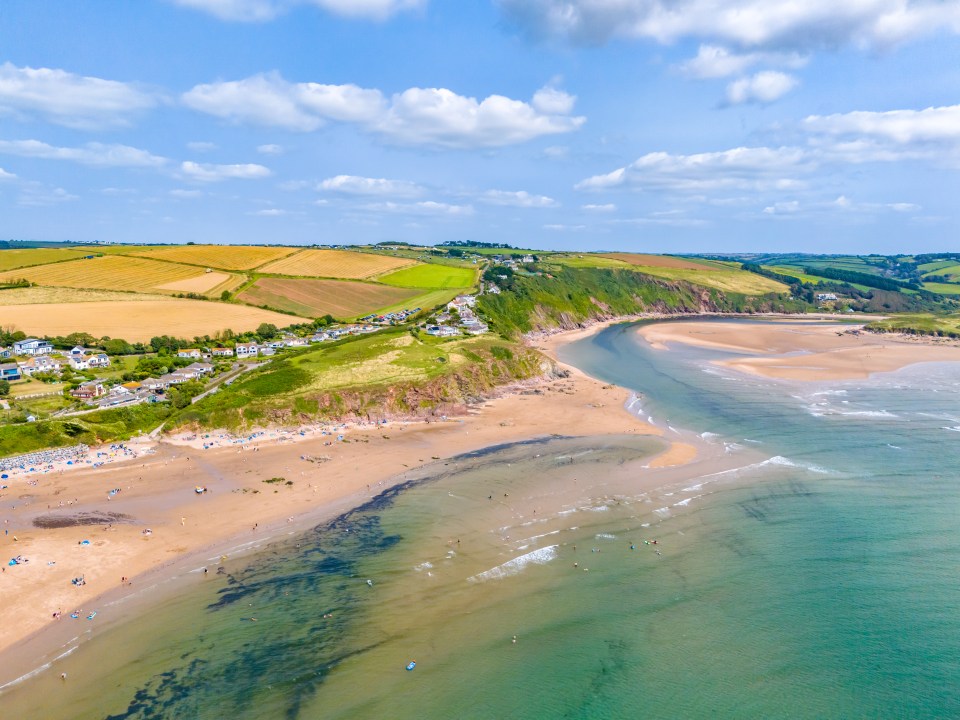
left=266, top=340, right=286, bottom=350
left=177, top=348, right=202, bottom=359
left=183, top=362, right=214, bottom=376
left=68, top=346, right=87, bottom=359
left=235, top=342, right=258, bottom=358
left=13, top=338, right=53, bottom=356
left=425, top=325, right=460, bottom=337
left=284, top=337, right=308, bottom=347
left=816, top=293, right=839, bottom=302
left=18, top=356, right=62, bottom=376
left=212, top=347, right=234, bottom=357
left=71, top=380, right=106, bottom=400
left=309, top=333, right=330, bottom=343
left=161, top=373, right=188, bottom=385
left=0, top=362, right=22, bottom=382
left=259, top=346, right=277, bottom=356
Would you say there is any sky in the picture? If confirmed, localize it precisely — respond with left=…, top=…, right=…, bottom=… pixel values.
left=0, top=1, right=958, bottom=253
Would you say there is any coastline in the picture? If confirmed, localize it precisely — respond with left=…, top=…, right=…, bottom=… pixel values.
left=0, top=315, right=685, bottom=686
left=5, top=311, right=954, bottom=688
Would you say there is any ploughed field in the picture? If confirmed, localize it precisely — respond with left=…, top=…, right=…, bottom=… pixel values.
left=237, top=278, right=421, bottom=318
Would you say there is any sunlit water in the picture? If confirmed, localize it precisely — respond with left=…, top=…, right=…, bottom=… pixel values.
left=5, top=319, right=960, bottom=719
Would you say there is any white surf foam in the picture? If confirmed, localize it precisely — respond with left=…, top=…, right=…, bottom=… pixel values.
left=467, top=545, right=558, bottom=583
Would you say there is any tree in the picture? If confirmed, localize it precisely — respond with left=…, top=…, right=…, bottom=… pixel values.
left=220, top=290, right=231, bottom=301
left=0, top=380, right=9, bottom=397
left=256, top=323, right=278, bottom=339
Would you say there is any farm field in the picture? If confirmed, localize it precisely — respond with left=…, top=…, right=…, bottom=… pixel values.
left=918, top=260, right=958, bottom=273
left=238, top=277, right=420, bottom=318
left=0, top=287, right=173, bottom=305
left=157, top=271, right=233, bottom=293
left=628, top=265, right=788, bottom=294
left=377, top=264, right=476, bottom=289
left=922, top=264, right=960, bottom=280
left=258, top=248, right=415, bottom=279
left=374, top=288, right=463, bottom=317
left=2, top=299, right=304, bottom=342
left=601, top=253, right=720, bottom=271
left=923, top=283, right=960, bottom=295
left=131, top=244, right=298, bottom=270
left=0, top=255, right=217, bottom=294
left=767, top=266, right=826, bottom=284
left=0, top=248, right=90, bottom=272
left=547, top=254, right=632, bottom=269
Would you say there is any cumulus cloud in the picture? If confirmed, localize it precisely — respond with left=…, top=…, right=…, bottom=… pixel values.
left=679, top=44, right=808, bottom=78
left=319, top=174, right=424, bottom=197
left=375, top=86, right=584, bottom=148
left=187, top=141, right=217, bottom=152
left=180, top=160, right=272, bottom=181
left=576, top=146, right=809, bottom=192
left=478, top=189, right=558, bottom=207
left=0, top=62, right=158, bottom=129
left=0, top=167, right=16, bottom=180
left=18, top=182, right=78, bottom=206
left=183, top=73, right=583, bottom=148
left=172, top=0, right=425, bottom=21
left=726, top=71, right=797, bottom=104
left=496, top=0, right=960, bottom=49
left=249, top=208, right=288, bottom=216
left=170, top=189, right=204, bottom=198
left=0, top=139, right=168, bottom=167
left=257, top=143, right=284, bottom=154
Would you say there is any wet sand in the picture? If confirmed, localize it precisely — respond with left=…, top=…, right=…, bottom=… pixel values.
left=0, top=322, right=679, bottom=667
left=639, top=319, right=960, bottom=381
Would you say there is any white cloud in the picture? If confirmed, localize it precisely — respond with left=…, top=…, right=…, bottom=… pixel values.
left=257, top=143, right=284, bottom=155
left=582, top=203, right=616, bottom=211
left=172, top=0, right=426, bottom=21
left=362, top=200, right=474, bottom=216
left=183, top=73, right=326, bottom=131
left=180, top=160, right=272, bottom=181
left=726, top=71, right=797, bottom=104
left=803, top=104, right=960, bottom=144
left=532, top=86, right=576, bottom=114
left=187, top=141, right=217, bottom=152
left=375, top=86, right=584, bottom=148
left=170, top=189, right=204, bottom=198
left=0, top=62, right=157, bottom=129
left=479, top=189, right=558, bottom=207
left=319, top=174, right=424, bottom=197
left=0, top=139, right=168, bottom=167
left=763, top=200, right=801, bottom=214
left=679, top=44, right=807, bottom=78
left=183, top=73, right=584, bottom=148
left=544, top=223, right=587, bottom=231
left=577, top=146, right=809, bottom=192
left=249, top=208, right=288, bottom=216
left=0, top=167, right=16, bottom=180
left=496, top=1, right=960, bottom=49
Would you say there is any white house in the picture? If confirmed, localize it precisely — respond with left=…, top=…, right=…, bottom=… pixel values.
left=425, top=325, right=460, bottom=337
left=88, top=353, right=110, bottom=368
left=177, top=348, right=202, bottom=359
left=183, top=362, right=214, bottom=376
left=13, top=338, right=53, bottom=356
left=235, top=342, right=258, bottom=358
left=284, top=337, right=308, bottom=347
left=18, top=356, right=62, bottom=376
left=212, top=347, right=234, bottom=357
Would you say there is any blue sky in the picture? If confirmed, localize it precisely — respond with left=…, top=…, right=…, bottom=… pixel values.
left=0, top=1, right=958, bottom=252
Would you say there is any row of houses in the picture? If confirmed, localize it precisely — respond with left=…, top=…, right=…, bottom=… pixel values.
left=0, top=346, right=112, bottom=383
left=423, top=295, right=489, bottom=337
left=359, top=307, right=423, bottom=326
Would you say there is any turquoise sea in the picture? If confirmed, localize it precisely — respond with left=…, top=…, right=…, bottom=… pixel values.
left=4, top=319, right=960, bottom=719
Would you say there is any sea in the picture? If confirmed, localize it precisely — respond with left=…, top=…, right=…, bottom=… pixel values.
left=4, top=318, right=960, bottom=719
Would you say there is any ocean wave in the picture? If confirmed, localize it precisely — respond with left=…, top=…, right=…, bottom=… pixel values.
left=467, top=545, right=558, bottom=583
left=762, top=455, right=834, bottom=474
left=942, top=426, right=960, bottom=433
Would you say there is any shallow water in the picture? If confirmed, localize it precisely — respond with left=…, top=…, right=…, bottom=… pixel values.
left=6, top=319, right=960, bottom=718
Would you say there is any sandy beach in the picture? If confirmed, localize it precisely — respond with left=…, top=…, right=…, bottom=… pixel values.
left=1, top=318, right=700, bottom=676
left=639, top=319, right=960, bottom=381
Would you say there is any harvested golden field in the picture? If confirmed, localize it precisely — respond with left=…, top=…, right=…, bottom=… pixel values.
left=0, top=287, right=170, bottom=305
left=0, top=248, right=89, bottom=272
left=3, top=299, right=305, bottom=342
left=131, top=244, right=298, bottom=270
left=601, top=253, right=719, bottom=270
left=238, top=277, right=419, bottom=318
left=158, top=271, right=232, bottom=293
left=259, top=248, right=416, bottom=279
left=623, top=265, right=788, bottom=294
left=0, top=255, right=212, bottom=293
